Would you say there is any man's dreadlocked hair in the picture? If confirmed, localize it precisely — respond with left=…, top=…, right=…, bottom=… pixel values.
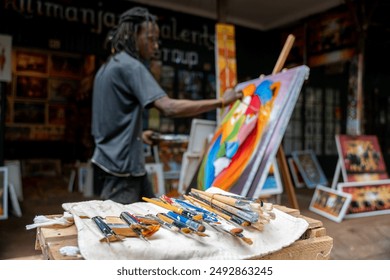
left=106, top=7, right=157, bottom=58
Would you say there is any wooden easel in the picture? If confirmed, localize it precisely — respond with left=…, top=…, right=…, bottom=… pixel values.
left=271, top=34, right=299, bottom=209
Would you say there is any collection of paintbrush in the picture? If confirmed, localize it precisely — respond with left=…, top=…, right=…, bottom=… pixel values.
left=90, top=189, right=275, bottom=245
left=142, top=189, right=275, bottom=245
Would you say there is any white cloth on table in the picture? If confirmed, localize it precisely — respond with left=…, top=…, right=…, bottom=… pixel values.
left=62, top=198, right=308, bottom=260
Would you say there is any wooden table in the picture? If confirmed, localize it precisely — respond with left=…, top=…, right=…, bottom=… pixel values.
left=35, top=205, right=333, bottom=260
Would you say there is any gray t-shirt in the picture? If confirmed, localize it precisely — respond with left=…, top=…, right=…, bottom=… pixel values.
left=91, top=51, right=166, bottom=176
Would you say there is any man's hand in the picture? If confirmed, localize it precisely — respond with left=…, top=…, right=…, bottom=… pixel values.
left=142, top=130, right=156, bottom=145
left=222, top=88, right=243, bottom=106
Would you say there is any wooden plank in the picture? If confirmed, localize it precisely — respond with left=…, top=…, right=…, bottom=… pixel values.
left=251, top=236, right=334, bottom=260
left=36, top=224, right=78, bottom=259
left=39, top=225, right=77, bottom=242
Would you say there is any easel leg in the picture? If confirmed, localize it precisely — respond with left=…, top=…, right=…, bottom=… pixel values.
left=276, top=146, right=299, bottom=209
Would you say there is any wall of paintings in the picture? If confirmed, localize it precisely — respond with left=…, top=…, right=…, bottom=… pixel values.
left=5, top=49, right=94, bottom=144
left=281, top=5, right=356, bottom=163
left=283, top=85, right=343, bottom=157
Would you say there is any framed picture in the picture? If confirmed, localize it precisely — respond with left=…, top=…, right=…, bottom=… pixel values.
left=145, top=163, right=165, bottom=197
left=337, top=180, right=390, bottom=218
left=0, top=167, right=9, bottom=220
left=178, top=151, right=201, bottom=195
left=335, top=134, right=388, bottom=182
left=48, top=104, right=66, bottom=125
left=49, top=54, right=83, bottom=78
left=187, top=118, right=216, bottom=154
left=14, top=50, right=48, bottom=74
left=15, top=75, right=48, bottom=99
left=13, top=101, right=46, bottom=124
left=292, top=150, right=328, bottom=188
left=253, top=159, right=283, bottom=196
left=48, top=78, right=79, bottom=101
left=309, top=185, right=352, bottom=223
left=288, top=157, right=305, bottom=188
left=197, top=65, right=309, bottom=197
left=4, top=160, right=23, bottom=201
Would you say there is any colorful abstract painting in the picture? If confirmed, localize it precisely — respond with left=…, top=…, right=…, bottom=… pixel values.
left=335, top=135, right=388, bottom=182
left=197, top=65, right=309, bottom=196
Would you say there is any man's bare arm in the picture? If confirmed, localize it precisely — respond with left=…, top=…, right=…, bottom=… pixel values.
left=153, top=88, right=242, bottom=118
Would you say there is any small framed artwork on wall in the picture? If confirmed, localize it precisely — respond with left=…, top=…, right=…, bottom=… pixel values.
left=13, top=101, right=46, bottom=124
left=48, top=78, right=79, bottom=101
left=15, top=76, right=48, bottom=99
left=49, top=54, right=83, bottom=79
left=14, top=50, right=48, bottom=75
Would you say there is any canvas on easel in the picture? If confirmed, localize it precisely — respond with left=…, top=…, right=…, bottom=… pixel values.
left=196, top=65, right=309, bottom=197
left=334, top=135, right=388, bottom=187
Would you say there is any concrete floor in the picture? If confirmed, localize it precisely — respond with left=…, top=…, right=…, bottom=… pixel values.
left=0, top=176, right=389, bottom=260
